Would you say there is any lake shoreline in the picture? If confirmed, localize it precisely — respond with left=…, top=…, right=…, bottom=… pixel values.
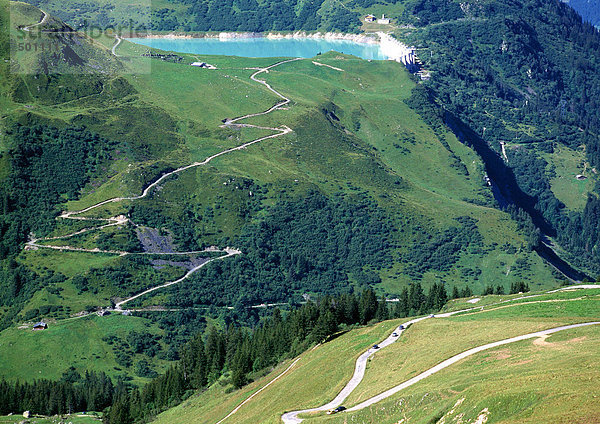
left=125, top=31, right=380, bottom=44
left=126, top=31, right=414, bottom=62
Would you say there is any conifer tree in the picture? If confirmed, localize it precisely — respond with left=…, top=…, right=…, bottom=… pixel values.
left=451, top=285, right=460, bottom=299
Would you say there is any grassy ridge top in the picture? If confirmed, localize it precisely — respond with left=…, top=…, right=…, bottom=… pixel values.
left=8, top=1, right=121, bottom=75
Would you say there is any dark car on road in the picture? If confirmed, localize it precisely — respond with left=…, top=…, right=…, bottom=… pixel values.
left=327, top=406, right=346, bottom=415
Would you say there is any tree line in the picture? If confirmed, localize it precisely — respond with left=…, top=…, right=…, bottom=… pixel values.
left=153, top=0, right=362, bottom=33
left=105, top=283, right=459, bottom=423
left=0, top=370, right=115, bottom=416
left=0, top=279, right=530, bottom=421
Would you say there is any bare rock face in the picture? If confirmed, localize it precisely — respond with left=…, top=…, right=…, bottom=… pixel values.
left=135, top=226, right=178, bottom=254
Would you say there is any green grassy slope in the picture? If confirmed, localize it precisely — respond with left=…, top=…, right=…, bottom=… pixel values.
left=323, top=324, right=600, bottom=424
left=0, top=0, right=564, bottom=384
left=152, top=288, right=600, bottom=424
left=9, top=1, right=121, bottom=75
left=0, top=314, right=171, bottom=384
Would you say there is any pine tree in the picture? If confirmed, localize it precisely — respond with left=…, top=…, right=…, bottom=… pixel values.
left=106, top=393, right=130, bottom=424
left=434, top=283, right=448, bottom=310
left=205, top=326, right=226, bottom=383
left=409, top=283, right=425, bottom=314
left=375, top=295, right=389, bottom=321
left=482, top=285, right=494, bottom=295
left=359, top=289, right=378, bottom=324
left=393, top=287, right=409, bottom=318
left=311, top=309, right=337, bottom=342
left=451, top=285, right=460, bottom=299
left=191, top=340, right=208, bottom=388
left=230, top=348, right=251, bottom=389
left=341, top=293, right=359, bottom=324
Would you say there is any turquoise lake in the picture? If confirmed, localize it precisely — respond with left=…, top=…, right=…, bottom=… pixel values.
left=128, top=37, right=388, bottom=60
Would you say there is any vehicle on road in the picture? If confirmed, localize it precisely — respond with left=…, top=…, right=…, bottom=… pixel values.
left=399, top=325, right=404, bottom=330
left=392, top=332, right=398, bottom=337
left=327, top=406, right=346, bottom=415
left=372, top=344, right=379, bottom=349
left=429, top=314, right=435, bottom=318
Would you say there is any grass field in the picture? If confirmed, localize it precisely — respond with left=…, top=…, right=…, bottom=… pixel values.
left=154, top=319, right=403, bottom=424
left=152, top=289, right=600, bottom=424
left=543, top=144, right=596, bottom=212
left=0, top=314, right=170, bottom=384
left=342, top=295, right=600, bottom=406
left=321, top=324, right=600, bottom=423
left=0, top=413, right=102, bottom=423
left=441, top=287, right=600, bottom=312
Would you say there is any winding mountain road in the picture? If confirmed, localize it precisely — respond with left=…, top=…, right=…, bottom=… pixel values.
left=25, top=58, right=300, bottom=308
left=281, top=285, right=600, bottom=423
left=114, top=247, right=241, bottom=310
left=111, top=35, right=122, bottom=57
left=345, top=321, right=600, bottom=413
left=281, top=317, right=427, bottom=424
left=22, top=8, right=48, bottom=31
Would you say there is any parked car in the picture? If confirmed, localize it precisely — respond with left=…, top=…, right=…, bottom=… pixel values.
left=327, top=406, right=346, bottom=414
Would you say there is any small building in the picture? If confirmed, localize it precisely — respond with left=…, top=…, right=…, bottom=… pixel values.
left=377, top=14, right=390, bottom=24
left=365, top=14, right=376, bottom=23
left=32, top=321, right=47, bottom=331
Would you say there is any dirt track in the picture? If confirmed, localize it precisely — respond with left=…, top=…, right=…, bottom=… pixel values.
left=25, top=58, right=300, bottom=309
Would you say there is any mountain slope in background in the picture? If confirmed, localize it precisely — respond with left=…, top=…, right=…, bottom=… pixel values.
left=397, top=0, right=600, bottom=277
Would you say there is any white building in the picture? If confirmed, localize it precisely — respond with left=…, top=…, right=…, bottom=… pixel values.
left=377, top=14, right=390, bottom=24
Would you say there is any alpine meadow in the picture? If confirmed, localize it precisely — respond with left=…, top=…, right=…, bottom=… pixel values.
left=0, top=0, right=599, bottom=422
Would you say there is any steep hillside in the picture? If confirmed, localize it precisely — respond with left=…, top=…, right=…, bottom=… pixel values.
left=19, top=0, right=399, bottom=33
left=395, top=0, right=600, bottom=277
left=19, top=0, right=600, bottom=282
left=151, top=287, right=600, bottom=423
left=9, top=1, right=121, bottom=75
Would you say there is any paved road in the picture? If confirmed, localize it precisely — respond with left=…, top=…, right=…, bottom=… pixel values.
left=281, top=317, right=428, bottom=424
left=114, top=247, right=241, bottom=310
left=548, top=284, right=600, bottom=292
left=111, top=35, right=122, bottom=57
left=346, top=321, right=600, bottom=413
left=281, top=285, right=600, bottom=423
left=22, top=9, right=48, bottom=31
